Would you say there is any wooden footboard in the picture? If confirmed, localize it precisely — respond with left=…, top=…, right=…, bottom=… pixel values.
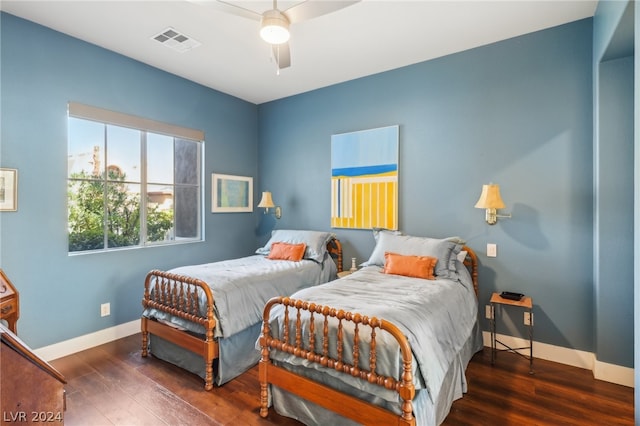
left=141, top=270, right=217, bottom=390
left=259, top=296, right=416, bottom=426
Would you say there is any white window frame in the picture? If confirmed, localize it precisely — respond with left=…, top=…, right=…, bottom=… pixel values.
left=67, top=102, right=204, bottom=253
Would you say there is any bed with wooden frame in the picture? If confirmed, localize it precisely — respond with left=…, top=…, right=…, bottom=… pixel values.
left=141, top=231, right=343, bottom=390
left=258, top=241, right=480, bottom=426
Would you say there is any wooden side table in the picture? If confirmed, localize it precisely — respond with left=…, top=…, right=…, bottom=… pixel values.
left=490, top=292, right=533, bottom=373
left=0, top=269, right=19, bottom=334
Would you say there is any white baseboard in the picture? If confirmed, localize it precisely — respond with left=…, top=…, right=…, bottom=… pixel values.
left=594, top=359, right=635, bottom=387
left=34, top=320, right=140, bottom=362
left=482, top=331, right=634, bottom=388
left=33, top=324, right=633, bottom=388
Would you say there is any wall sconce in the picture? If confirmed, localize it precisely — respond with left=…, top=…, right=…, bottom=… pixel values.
left=257, top=191, right=282, bottom=219
left=474, top=184, right=511, bottom=225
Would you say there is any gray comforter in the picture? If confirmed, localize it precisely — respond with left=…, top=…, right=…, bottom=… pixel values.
left=144, top=254, right=337, bottom=338
left=267, top=261, right=479, bottom=406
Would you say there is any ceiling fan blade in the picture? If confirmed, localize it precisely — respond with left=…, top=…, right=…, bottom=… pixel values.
left=190, top=0, right=262, bottom=21
left=283, top=0, right=360, bottom=23
left=272, top=43, right=291, bottom=69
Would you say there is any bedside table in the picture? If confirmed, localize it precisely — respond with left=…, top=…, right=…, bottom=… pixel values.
left=490, top=292, right=533, bottom=373
left=337, top=271, right=353, bottom=279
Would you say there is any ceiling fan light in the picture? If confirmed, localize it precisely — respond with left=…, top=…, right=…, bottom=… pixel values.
left=260, top=9, right=290, bottom=45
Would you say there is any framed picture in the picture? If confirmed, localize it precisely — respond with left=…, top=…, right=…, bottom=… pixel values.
left=211, top=173, right=253, bottom=213
left=331, top=125, right=399, bottom=230
left=0, top=168, right=18, bottom=212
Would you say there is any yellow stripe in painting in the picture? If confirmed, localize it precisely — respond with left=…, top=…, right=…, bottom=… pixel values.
left=385, top=181, right=395, bottom=229
left=354, top=183, right=362, bottom=229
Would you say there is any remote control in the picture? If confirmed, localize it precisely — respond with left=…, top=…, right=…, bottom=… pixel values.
left=500, top=291, right=524, bottom=301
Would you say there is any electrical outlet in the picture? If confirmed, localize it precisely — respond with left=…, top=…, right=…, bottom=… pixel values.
left=485, top=305, right=493, bottom=319
left=524, top=311, right=533, bottom=326
left=487, top=243, right=497, bottom=257
left=101, top=303, right=110, bottom=317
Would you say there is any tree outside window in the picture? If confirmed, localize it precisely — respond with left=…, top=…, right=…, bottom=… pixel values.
left=67, top=113, right=202, bottom=253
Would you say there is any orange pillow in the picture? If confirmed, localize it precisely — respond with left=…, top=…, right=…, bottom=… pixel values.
left=267, top=242, right=307, bottom=261
left=383, top=252, right=437, bottom=280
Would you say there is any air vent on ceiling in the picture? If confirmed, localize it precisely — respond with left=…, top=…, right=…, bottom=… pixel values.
left=152, top=27, right=201, bottom=53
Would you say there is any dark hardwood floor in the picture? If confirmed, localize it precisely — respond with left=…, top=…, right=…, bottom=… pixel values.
left=49, top=333, right=633, bottom=425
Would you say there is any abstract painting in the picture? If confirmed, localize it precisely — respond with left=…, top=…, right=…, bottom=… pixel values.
left=211, top=173, right=253, bottom=213
left=331, top=126, right=398, bottom=229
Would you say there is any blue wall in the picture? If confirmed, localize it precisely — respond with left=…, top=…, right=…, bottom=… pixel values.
left=0, top=13, right=259, bottom=348
left=258, top=20, right=597, bottom=354
left=592, top=0, right=639, bottom=414
left=4, top=11, right=631, bottom=370
left=592, top=0, right=635, bottom=370
left=595, top=56, right=633, bottom=366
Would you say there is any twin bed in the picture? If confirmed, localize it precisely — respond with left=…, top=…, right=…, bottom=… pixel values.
left=142, top=229, right=481, bottom=425
left=141, top=230, right=342, bottom=389
left=259, top=231, right=481, bottom=426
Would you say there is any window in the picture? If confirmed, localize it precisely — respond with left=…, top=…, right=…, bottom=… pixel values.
left=67, top=103, right=203, bottom=253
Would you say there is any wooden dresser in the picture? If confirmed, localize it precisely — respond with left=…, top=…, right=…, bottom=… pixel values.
left=1, top=323, right=66, bottom=424
left=0, top=269, right=19, bottom=333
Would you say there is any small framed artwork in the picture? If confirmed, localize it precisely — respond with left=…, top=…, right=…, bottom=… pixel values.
left=212, top=173, right=253, bottom=213
left=0, top=168, right=18, bottom=212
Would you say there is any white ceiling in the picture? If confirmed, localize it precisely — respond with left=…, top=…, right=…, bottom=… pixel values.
left=1, top=0, right=597, bottom=104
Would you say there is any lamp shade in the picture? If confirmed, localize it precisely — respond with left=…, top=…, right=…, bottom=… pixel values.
left=474, top=184, right=506, bottom=209
left=260, top=10, right=290, bottom=45
left=257, top=191, right=276, bottom=208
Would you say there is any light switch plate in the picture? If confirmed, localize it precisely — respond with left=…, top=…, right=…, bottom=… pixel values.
left=487, top=243, right=497, bottom=257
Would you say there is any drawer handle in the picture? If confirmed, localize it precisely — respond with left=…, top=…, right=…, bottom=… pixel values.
left=1, top=305, right=13, bottom=314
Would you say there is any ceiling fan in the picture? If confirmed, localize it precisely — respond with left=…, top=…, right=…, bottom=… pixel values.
left=203, top=0, right=360, bottom=71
